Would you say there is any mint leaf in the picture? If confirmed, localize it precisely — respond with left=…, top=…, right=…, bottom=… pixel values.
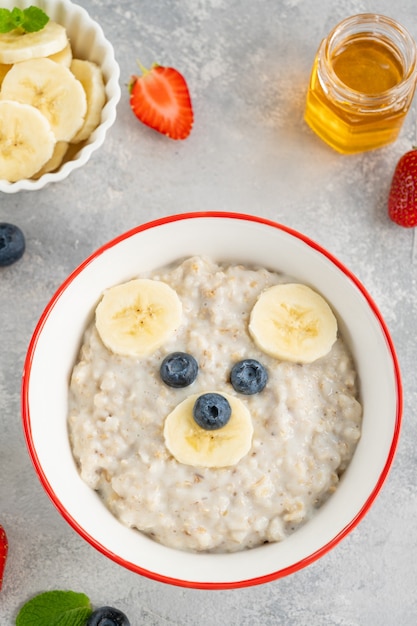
left=0, top=6, right=49, bottom=34
left=10, top=7, right=25, bottom=28
left=16, top=590, right=92, bottom=626
left=0, top=8, right=16, bottom=33
left=20, top=6, right=49, bottom=33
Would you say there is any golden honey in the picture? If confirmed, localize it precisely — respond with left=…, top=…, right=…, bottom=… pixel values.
left=304, top=14, right=417, bottom=154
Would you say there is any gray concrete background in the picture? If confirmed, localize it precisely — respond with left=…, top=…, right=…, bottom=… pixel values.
left=1, top=0, right=417, bottom=623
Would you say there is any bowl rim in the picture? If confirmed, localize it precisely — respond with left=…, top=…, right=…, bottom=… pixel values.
left=21, top=211, right=403, bottom=589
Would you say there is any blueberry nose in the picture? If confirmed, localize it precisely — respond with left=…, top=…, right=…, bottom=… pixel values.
left=193, top=392, right=231, bottom=430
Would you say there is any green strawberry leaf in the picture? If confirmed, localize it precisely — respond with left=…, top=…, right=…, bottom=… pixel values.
left=16, top=590, right=92, bottom=626
left=0, top=6, right=49, bottom=34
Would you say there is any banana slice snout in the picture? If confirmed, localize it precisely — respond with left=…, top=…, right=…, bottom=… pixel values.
left=164, top=392, right=254, bottom=468
left=95, top=278, right=183, bottom=357
left=249, top=283, right=338, bottom=364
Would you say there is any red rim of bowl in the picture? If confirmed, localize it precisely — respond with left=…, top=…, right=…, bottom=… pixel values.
left=21, top=211, right=403, bottom=589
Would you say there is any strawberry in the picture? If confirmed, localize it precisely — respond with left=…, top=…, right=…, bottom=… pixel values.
left=388, top=149, right=417, bottom=227
left=0, top=524, right=8, bottom=591
left=129, top=64, right=193, bottom=140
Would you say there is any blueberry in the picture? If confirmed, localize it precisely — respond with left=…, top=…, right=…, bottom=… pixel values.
left=86, top=606, right=130, bottom=626
left=0, top=223, right=25, bottom=267
left=230, top=359, right=268, bottom=395
left=193, top=393, right=231, bottom=430
left=160, top=351, right=198, bottom=388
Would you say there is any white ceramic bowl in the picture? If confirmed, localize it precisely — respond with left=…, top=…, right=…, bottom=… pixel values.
left=22, top=212, right=402, bottom=589
left=0, top=0, right=120, bottom=193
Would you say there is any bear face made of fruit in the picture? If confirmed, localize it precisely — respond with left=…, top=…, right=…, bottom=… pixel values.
left=94, top=272, right=338, bottom=469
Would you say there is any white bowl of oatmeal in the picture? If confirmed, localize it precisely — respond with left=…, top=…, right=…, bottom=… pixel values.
left=22, top=212, right=402, bottom=588
left=0, top=0, right=120, bottom=193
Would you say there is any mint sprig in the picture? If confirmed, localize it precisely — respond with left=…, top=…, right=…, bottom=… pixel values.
left=0, top=6, right=49, bottom=34
left=16, top=590, right=92, bottom=626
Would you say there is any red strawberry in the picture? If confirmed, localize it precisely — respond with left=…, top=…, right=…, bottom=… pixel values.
left=388, top=149, right=417, bottom=227
left=129, top=64, right=193, bottom=140
left=0, top=525, right=8, bottom=591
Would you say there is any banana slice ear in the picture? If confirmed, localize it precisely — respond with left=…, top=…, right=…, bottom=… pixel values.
left=95, top=278, right=183, bottom=357
left=249, top=283, right=338, bottom=364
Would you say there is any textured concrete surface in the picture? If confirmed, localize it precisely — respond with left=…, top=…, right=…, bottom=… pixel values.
left=1, top=0, right=417, bottom=623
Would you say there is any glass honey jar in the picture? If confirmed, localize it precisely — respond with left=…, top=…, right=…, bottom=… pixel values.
left=304, top=14, right=417, bottom=154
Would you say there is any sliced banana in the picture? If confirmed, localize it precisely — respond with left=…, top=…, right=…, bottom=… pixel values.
left=70, top=59, right=106, bottom=143
left=164, top=392, right=254, bottom=468
left=0, top=21, right=68, bottom=65
left=95, top=278, right=182, bottom=357
left=0, top=100, right=55, bottom=182
left=48, top=41, right=73, bottom=67
left=32, top=141, right=68, bottom=179
left=0, top=58, right=87, bottom=141
left=249, top=283, right=338, bottom=363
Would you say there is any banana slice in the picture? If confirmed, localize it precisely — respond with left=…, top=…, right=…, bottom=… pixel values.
left=48, top=41, right=73, bottom=67
left=95, top=278, right=183, bottom=357
left=249, top=283, right=338, bottom=363
left=32, top=141, right=68, bottom=179
left=164, top=392, right=254, bottom=468
left=0, top=21, right=68, bottom=65
left=0, top=58, right=87, bottom=141
left=0, top=100, right=55, bottom=182
left=70, top=59, right=106, bottom=143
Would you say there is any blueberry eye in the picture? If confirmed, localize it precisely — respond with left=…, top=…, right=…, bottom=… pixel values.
left=193, top=393, right=231, bottom=430
left=160, top=352, right=198, bottom=388
left=230, top=359, right=268, bottom=395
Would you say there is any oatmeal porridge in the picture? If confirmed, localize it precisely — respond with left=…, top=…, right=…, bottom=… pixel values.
left=68, top=256, right=362, bottom=553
